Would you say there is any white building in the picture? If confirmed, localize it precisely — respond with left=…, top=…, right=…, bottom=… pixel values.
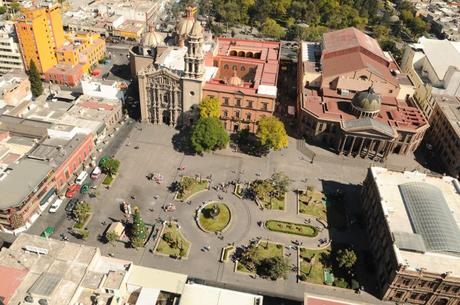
left=0, top=22, right=24, bottom=75
left=81, top=78, right=126, bottom=101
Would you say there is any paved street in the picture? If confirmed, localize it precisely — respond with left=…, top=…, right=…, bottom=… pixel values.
left=25, top=122, right=391, bottom=304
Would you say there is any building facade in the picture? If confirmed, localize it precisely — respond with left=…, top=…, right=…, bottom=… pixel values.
left=133, top=7, right=206, bottom=127
left=362, top=167, right=460, bottom=305
left=133, top=7, right=280, bottom=132
left=425, top=95, right=460, bottom=178
left=15, top=4, right=65, bottom=73
left=0, top=70, right=31, bottom=107
left=202, top=38, right=280, bottom=133
left=0, top=22, right=24, bottom=75
left=297, top=28, right=428, bottom=161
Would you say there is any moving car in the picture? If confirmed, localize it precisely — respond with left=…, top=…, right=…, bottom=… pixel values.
left=65, top=198, right=79, bottom=213
left=48, top=199, right=63, bottom=213
left=65, top=184, right=80, bottom=198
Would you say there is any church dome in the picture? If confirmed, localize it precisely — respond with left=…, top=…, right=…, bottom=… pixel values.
left=189, top=20, right=203, bottom=37
left=228, top=72, right=243, bottom=87
left=176, top=6, right=195, bottom=37
left=351, top=86, right=381, bottom=115
left=142, top=27, right=165, bottom=48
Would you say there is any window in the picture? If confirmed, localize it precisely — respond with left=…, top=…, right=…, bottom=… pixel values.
left=223, top=110, right=228, bottom=117
left=223, top=97, right=229, bottom=105
left=235, top=111, right=240, bottom=119
left=261, top=102, right=268, bottom=111
left=236, top=99, right=241, bottom=107
left=232, top=65, right=237, bottom=71
left=394, top=291, right=404, bottom=299
left=246, top=113, right=251, bottom=121
left=359, top=75, right=368, bottom=80
left=224, top=64, right=229, bottom=70
left=247, top=100, right=253, bottom=108
left=241, top=66, right=246, bottom=71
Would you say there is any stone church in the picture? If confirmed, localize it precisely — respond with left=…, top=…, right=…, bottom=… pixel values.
left=129, top=7, right=207, bottom=127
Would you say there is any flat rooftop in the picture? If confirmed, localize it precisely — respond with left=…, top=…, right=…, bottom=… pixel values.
left=0, top=158, right=52, bottom=209
left=178, top=283, right=263, bottom=305
left=370, top=167, right=460, bottom=276
left=0, top=233, right=99, bottom=305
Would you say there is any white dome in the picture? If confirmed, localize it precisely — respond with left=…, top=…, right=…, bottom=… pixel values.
left=142, top=29, right=164, bottom=48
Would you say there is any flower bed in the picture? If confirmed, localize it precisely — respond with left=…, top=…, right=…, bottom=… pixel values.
left=265, top=220, right=318, bottom=237
left=198, top=202, right=231, bottom=232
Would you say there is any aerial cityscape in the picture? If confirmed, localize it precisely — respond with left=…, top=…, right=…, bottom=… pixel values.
left=0, top=0, right=459, bottom=305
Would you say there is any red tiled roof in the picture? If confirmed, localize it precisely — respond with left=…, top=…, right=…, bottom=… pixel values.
left=0, top=265, right=28, bottom=305
left=205, top=37, right=280, bottom=96
left=322, top=27, right=387, bottom=62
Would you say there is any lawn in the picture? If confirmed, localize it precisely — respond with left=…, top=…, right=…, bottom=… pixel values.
left=237, top=241, right=284, bottom=273
left=176, top=177, right=209, bottom=201
left=265, top=220, right=318, bottom=237
left=299, top=247, right=331, bottom=285
left=299, top=190, right=347, bottom=229
left=298, top=190, right=326, bottom=218
left=102, top=175, right=114, bottom=185
left=156, top=223, right=190, bottom=258
left=74, top=213, right=90, bottom=229
left=259, top=194, right=285, bottom=210
left=199, top=202, right=231, bottom=232
left=299, top=247, right=350, bottom=288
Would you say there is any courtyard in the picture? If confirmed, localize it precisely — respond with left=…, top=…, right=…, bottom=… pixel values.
left=27, top=123, right=387, bottom=304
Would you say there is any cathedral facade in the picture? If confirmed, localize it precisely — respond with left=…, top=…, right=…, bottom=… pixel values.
left=131, top=7, right=205, bottom=127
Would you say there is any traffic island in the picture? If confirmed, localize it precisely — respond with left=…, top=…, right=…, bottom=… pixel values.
left=155, top=222, right=191, bottom=259
left=197, top=202, right=231, bottom=233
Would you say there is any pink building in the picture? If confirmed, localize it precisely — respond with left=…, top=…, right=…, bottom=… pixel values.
left=43, top=64, right=84, bottom=87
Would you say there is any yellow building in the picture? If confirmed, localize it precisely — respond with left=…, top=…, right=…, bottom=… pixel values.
left=56, top=32, right=106, bottom=73
left=15, top=4, right=65, bottom=73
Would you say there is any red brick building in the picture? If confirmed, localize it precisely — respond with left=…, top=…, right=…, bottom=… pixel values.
left=297, top=28, right=428, bottom=160
left=43, top=64, right=84, bottom=87
left=203, top=38, right=281, bottom=133
left=52, top=133, right=94, bottom=191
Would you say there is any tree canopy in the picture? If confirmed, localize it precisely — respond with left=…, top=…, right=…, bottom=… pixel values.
left=256, top=116, right=288, bottom=151
left=336, top=248, right=357, bottom=270
left=256, top=256, right=289, bottom=280
left=100, top=158, right=120, bottom=177
left=191, top=117, right=229, bottom=153
left=199, top=96, right=220, bottom=118
left=131, top=207, right=147, bottom=248
left=261, top=18, right=285, bottom=39
left=28, top=60, right=43, bottom=98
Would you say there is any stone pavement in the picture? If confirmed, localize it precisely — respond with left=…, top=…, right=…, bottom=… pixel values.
left=26, top=123, right=392, bottom=304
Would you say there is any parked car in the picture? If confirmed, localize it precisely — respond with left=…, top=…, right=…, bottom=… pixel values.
left=75, top=171, right=89, bottom=185
left=65, top=198, right=79, bottom=213
left=49, top=199, right=63, bottom=213
left=65, top=184, right=80, bottom=198
left=91, top=167, right=101, bottom=179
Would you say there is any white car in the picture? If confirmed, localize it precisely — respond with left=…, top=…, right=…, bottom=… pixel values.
left=49, top=199, right=63, bottom=213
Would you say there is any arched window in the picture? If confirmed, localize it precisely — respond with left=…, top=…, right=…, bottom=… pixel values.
left=237, top=51, right=245, bottom=57
left=246, top=52, right=253, bottom=58
left=232, top=65, right=237, bottom=71
left=359, top=75, right=368, bottom=81
left=229, top=50, right=237, bottom=56
left=241, top=66, right=246, bottom=72
left=224, top=64, right=229, bottom=70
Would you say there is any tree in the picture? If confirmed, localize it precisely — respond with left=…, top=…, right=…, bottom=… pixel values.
left=10, top=1, right=20, bottom=12
left=131, top=207, right=147, bottom=248
left=0, top=6, right=7, bottom=14
left=256, top=256, right=289, bottom=280
left=191, top=117, right=229, bottom=153
left=250, top=179, right=274, bottom=199
left=178, top=176, right=195, bottom=194
left=270, top=172, right=290, bottom=197
left=199, top=96, right=220, bottom=118
left=100, top=158, right=120, bottom=176
left=105, top=231, right=118, bottom=245
left=336, top=248, right=357, bottom=270
left=28, top=60, right=43, bottom=97
left=73, top=201, right=91, bottom=224
left=256, top=116, right=288, bottom=150
left=261, top=18, right=285, bottom=39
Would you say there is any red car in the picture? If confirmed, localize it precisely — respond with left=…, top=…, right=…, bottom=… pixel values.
left=65, top=184, right=80, bottom=198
